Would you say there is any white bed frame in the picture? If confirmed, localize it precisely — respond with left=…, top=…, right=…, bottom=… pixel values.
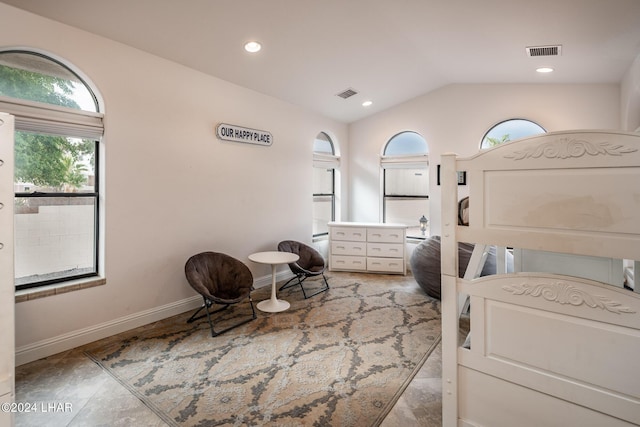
left=440, top=130, right=640, bottom=427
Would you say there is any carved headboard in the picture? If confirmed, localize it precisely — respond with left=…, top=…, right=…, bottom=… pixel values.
left=442, top=130, right=640, bottom=263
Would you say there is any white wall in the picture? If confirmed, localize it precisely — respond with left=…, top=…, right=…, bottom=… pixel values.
left=348, top=83, right=620, bottom=235
left=0, top=3, right=348, bottom=359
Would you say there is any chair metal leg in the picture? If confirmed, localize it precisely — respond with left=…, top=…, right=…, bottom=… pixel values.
left=299, top=273, right=330, bottom=299
left=278, top=276, right=300, bottom=292
left=279, top=273, right=330, bottom=299
left=187, top=297, right=229, bottom=323
left=187, top=296, right=256, bottom=337
left=187, top=303, right=207, bottom=323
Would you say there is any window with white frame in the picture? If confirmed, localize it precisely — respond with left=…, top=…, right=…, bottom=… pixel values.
left=480, top=118, right=545, bottom=149
left=0, top=50, right=104, bottom=290
left=382, top=131, right=429, bottom=239
left=313, top=132, right=338, bottom=237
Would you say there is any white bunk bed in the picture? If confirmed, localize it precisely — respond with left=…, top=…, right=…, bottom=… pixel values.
left=440, top=130, right=640, bottom=427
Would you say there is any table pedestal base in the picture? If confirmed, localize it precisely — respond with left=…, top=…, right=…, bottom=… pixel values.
left=257, top=298, right=290, bottom=313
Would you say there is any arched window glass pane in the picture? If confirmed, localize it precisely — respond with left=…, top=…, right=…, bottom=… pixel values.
left=0, top=50, right=98, bottom=112
left=382, top=131, right=429, bottom=239
left=313, top=132, right=337, bottom=236
left=480, top=119, right=545, bottom=149
left=384, top=131, right=428, bottom=156
left=313, top=132, right=334, bottom=154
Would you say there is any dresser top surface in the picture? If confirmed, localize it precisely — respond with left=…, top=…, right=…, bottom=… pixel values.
left=328, top=222, right=407, bottom=229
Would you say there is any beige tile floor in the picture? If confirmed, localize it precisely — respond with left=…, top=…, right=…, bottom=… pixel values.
left=15, top=340, right=442, bottom=427
left=380, top=342, right=442, bottom=427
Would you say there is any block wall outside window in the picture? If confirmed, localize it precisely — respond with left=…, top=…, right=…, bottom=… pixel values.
left=14, top=200, right=96, bottom=285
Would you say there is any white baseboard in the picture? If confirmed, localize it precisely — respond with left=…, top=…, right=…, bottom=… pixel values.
left=15, top=295, right=202, bottom=366
left=15, top=271, right=293, bottom=366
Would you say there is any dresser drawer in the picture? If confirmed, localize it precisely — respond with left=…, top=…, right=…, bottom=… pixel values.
left=331, top=226, right=367, bottom=242
left=331, top=241, right=366, bottom=256
left=331, top=255, right=367, bottom=271
left=367, top=228, right=404, bottom=243
left=367, top=257, right=405, bottom=273
left=367, top=242, right=404, bottom=258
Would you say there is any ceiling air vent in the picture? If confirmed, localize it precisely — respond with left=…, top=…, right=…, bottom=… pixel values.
left=336, top=88, right=358, bottom=99
left=526, top=45, right=562, bottom=57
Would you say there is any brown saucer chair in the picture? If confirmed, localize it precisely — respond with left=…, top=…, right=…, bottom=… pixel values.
left=185, top=251, right=256, bottom=337
left=277, top=240, right=329, bottom=299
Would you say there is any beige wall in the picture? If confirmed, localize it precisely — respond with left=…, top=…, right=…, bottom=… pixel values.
left=0, top=3, right=348, bottom=360
left=348, top=83, right=620, bottom=234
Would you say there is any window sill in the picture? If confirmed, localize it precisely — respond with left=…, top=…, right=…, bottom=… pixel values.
left=15, top=276, right=106, bottom=303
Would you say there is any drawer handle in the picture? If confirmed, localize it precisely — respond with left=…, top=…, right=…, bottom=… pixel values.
left=354, top=261, right=362, bottom=264
left=353, top=233, right=362, bottom=236
left=337, top=246, right=345, bottom=249
left=390, top=248, right=398, bottom=252
left=372, top=233, right=381, bottom=237
left=372, top=248, right=380, bottom=251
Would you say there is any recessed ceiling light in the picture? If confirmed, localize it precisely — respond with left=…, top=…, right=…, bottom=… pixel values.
left=244, top=41, right=262, bottom=53
left=536, top=67, right=554, bottom=73
left=362, top=100, right=373, bottom=107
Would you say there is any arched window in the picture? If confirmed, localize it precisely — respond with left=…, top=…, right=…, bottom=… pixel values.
left=381, top=131, right=429, bottom=238
left=383, top=131, right=428, bottom=156
left=313, top=132, right=339, bottom=237
left=313, top=131, right=334, bottom=155
left=480, top=119, right=545, bottom=149
left=0, top=49, right=104, bottom=290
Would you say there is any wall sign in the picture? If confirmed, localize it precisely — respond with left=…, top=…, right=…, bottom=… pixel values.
left=216, top=123, right=273, bottom=146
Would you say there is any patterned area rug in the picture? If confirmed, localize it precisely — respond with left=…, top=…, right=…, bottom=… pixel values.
left=84, top=272, right=441, bottom=426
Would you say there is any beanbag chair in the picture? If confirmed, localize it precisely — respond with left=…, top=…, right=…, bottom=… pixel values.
left=410, top=236, right=498, bottom=299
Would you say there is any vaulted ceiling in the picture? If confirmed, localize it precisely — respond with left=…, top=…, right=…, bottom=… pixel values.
left=3, top=0, right=640, bottom=123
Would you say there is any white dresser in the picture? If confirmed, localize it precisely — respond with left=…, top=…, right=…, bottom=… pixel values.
left=328, top=222, right=407, bottom=274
